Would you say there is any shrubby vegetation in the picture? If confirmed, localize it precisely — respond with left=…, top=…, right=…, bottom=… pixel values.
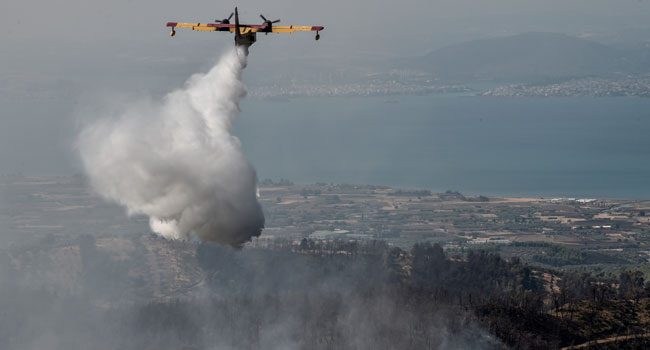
left=4, top=238, right=650, bottom=349
left=527, top=242, right=628, bottom=266
left=462, top=242, right=631, bottom=268
left=164, top=240, right=650, bottom=349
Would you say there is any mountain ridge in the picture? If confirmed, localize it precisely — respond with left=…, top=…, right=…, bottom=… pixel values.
left=410, top=32, right=648, bottom=82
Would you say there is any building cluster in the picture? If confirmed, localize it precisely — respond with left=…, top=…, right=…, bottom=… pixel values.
left=249, top=77, right=471, bottom=98
left=256, top=182, right=650, bottom=252
left=481, top=77, right=650, bottom=98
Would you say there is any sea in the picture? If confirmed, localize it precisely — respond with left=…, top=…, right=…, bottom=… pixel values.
left=235, top=95, right=650, bottom=199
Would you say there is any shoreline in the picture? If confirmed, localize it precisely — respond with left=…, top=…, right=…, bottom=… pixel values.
left=4, top=174, right=650, bottom=202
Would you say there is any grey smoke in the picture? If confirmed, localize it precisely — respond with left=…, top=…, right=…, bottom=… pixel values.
left=77, top=46, right=264, bottom=247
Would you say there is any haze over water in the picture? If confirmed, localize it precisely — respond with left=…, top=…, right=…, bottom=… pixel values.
left=236, top=95, right=650, bottom=199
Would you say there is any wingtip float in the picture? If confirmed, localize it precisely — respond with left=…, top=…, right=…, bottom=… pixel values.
left=166, top=7, right=324, bottom=48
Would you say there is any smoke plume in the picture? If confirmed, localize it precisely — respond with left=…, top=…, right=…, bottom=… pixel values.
left=77, top=47, right=264, bottom=247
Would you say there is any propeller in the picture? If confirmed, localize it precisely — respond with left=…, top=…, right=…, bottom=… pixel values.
left=260, top=14, right=280, bottom=24
left=215, top=12, right=234, bottom=24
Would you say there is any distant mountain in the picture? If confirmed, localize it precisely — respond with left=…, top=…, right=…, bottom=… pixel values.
left=410, top=32, right=647, bottom=82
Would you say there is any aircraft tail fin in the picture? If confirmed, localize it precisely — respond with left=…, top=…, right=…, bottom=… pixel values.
left=233, top=7, right=254, bottom=49
left=234, top=7, right=241, bottom=41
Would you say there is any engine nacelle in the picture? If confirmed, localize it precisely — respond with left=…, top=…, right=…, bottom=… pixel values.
left=170, top=29, right=176, bottom=37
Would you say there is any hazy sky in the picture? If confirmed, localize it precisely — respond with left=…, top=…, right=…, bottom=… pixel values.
left=1, top=0, right=650, bottom=174
left=3, top=0, right=650, bottom=54
left=3, top=0, right=650, bottom=79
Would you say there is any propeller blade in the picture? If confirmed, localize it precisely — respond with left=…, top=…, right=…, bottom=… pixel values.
left=215, top=20, right=222, bottom=23
left=260, top=14, right=268, bottom=22
left=228, top=12, right=234, bottom=20
left=272, top=19, right=280, bottom=23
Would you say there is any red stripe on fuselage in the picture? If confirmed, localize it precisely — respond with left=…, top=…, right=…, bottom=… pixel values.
left=206, top=23, right=234, bottom=28
left=204, top=23, right=267, bottom=29
left=166, top=22, right=177, bottom=27
left=311, top=26, right=324, bottom=31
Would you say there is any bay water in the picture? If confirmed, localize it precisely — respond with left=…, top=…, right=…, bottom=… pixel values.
left=236, top=95, right=650, bottom=199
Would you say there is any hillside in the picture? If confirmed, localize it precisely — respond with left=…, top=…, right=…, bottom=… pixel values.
left=411, top=32, right=645, bottom=82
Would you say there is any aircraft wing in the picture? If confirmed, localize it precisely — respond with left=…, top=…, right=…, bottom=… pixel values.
left=270, top=26, right=324, bottom=33
left=166, top=22, right=268, bottom=32
left=166, top=22, right=233, bottom=31
left=167, top=22, right=323, bottom=33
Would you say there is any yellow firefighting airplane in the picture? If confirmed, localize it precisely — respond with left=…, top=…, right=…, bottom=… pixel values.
left=166, top=7, right=324, bottom=47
